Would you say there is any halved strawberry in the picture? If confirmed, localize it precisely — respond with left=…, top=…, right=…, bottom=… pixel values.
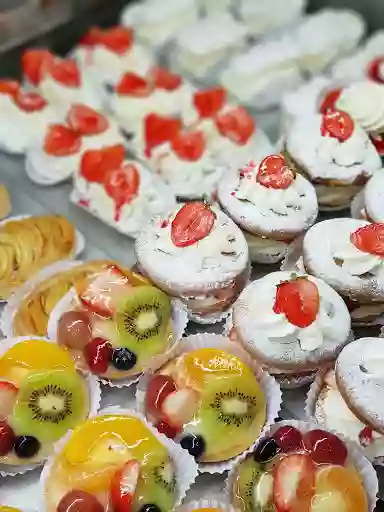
left=273, top=277, right=320, bottom=328
left=14, top=92, right=47, bottom=112
left=171, top=130, right=205, bottom=161
left=319, top=88, right=343, bottom=115
left=350, top=223, right=384, bottom=256
left=47, top=58, right=81, bottom=88
left=367, top=56, right=384, bottom=84
left=0, top=80, right=20, bottom=98
left=150, top=67, right=182, bottom=91
left=104, top=163, right=140, bottom=222
left=320, top=110, right=354, bottom=142
left=274, top=453, right=315, bottom=512
left=193, top=86, right=226, bottom=118
left=110, top=459, right=140, bottom=512
left=22, top=49, right=54, bottom=86
left=215, top=106, right=255, bottom=145
left=171, top=202, right=216, bottom=247
left=67, top=104, right=109, bottom=135
left=0, top=381, right=18, bottom=420
left=370, top=133, right=384, bottom=156
left=144, top=113, right=182, bottom=157
left=44, top=124, right=81, bottom=157
left=116, top=72, right=151, bottom=96
left=79, top=26, right=102, bottom=47
left=99, top=26, right=133, bottom=55
left=359, top=426, right=374, bottom=447
left=257, top=154, right=295, bottom=189
left=80, top=144, right=125, bottom=183
left=162, top=388, right=199, bottom=427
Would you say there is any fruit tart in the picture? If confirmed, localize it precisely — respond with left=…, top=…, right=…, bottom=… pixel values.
left=71, top=144, right=176, bottom=237
left=178, top=499, right=233, bottom=512
left=229, top=421, right=377, bottom=512
left=0, top=508, right=24, bottom=512
left=217, top=155, right=318, bottom=264
left=135, top=202, right=250, bottom=323
left=42, top=411, right=198, bottom=512
left=230, top=271, right=351, bottom=388
left=0, top=338, right=96, bottom=471
left=54, top=265, right=185, bottom=383
left=302, top=218, right=384, bottom=325
left=351, top=171, right=384, bottom=223
left=284, top=110, right=382, bottom=210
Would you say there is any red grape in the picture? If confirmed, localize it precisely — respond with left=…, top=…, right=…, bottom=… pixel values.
left=57, top=489, right=104, bottom=512
left=57, top=310, right=92, bottom=350
left=272, top=426, right=303, bottom=453
left=84, top=338, right=113, bottom=374
left=303, top=429, right=347, bottom=466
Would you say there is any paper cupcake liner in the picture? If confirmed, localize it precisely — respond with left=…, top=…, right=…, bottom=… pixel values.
left=47, top=287, right=189, bottom=388
left=187, top=307, right=231, bottom=325
left=39, top=407, right=199, bottom=512
left=0, top=335, right=101, bottom=477
left=178, top=499, right=234, bottom=512
left=225, top=419, right=379, bottom=512
left=136, top=333, right=282, bottom=474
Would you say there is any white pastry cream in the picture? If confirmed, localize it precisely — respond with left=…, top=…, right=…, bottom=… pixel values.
left=26, top=147, right=82, bottom=186
left=363, top=171, right=384, bottom=223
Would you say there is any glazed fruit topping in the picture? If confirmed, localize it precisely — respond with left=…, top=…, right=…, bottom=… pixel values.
left=321, top=110, right=354, bottom=142
left=257, top=154, right=295, bottom=189
left=351, top=223, right=384, bottom=257
left=272, top=426, right=303, bottom=453
left=171, top=130, right=206, bottom=161
left=44, top=124, right=82, bottom=157
left=215, top=106, right=255, bottom=145
left=180, top=433, right=206, bottom=459
left=84, top=338, right=113, bottom=374
left=0, top=421, right=15, bottom=456
left=273, top=277, right=320, bottom=328
left=47, top=58, right=81, bottom=88
left=79, top=26, right=102, bottom=47
left=171, top=202, right=216, bottom=248
left=57, top=310, right=93, bottom=350
left=14, top=91, right=47, bottom=112
left=144, top=114, right=182, bottom=157
left=116, top=72, right=151, bottom=96
left=0, top=381, right=18, bottom=420
left=155, top=420, right=179, bottom=439
left=162, top=388, right=199, bottom=427
left=110, top=459, right=140, bottom=512
left=151, top=67, right=182, bottom=91
left=13, top=435, right=40, bottom=458
left=80, top=144, right=125, bottom=184
left=193, top=87, right=227, bottom=118
left=112, top=347, right=137, bottom=371
left=319, top=88, right=343, bottom=115
left=57, top=489, right=104, bottom=512
left=370, top=133, right=384, bottom=155
left=359, top=426, right=374, bottom=447
left=0, top=80, right=20, bottom=98
left=254, top=437, right=281, bottom=463
left=104, top=163, right=140, bottom=221
left=146, top=374, right=177, bottom=417
left=67, top=104, right=109, bottom=136
left=367, top=56, right=384, bottom=84
left=98, top=26, right=133, bottom=55
left=22, top=48, right=54, bottom=86
left=303, top=429, right=347, bottom=466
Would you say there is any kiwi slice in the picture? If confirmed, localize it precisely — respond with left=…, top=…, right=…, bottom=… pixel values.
left=234, top=457, right=276, bottom=512
left=133, top=457, right=176, bottom=512
left=114, top=286, right=172, bottom=365
left=11, top=369, right=88, bottom=443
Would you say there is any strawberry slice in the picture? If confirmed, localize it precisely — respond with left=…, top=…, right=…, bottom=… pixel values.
left=274, top=453, right=315, bottom=512
left=47, top=58, right=81, bottom=88
left=370, top=133, right=384, bottom=155
left=22, top=49, right=54, bottom=86
left=80, top=145, right=125, bottom=183
left=0, top=80, right=20, bottom=98
left=320, top=110, right=354, bottom=142
left=257, top=154, right=295, bottom=189
left=67, top=104, right=109, bottom=135
left=14, top=92, right=47, bottom=112
left=319, top=87, right=343, bottom=115
left=44, top=124, right=81, bottom=157
left=116, top=72, right=151, bottom=96
left=273, top=277, right=320, bottom=328
left=99, top=26, right=133, bottom=55
left=0, top=381, right=18, bottom=420
left=150, top=67, right=182, bottom=91
left=171, top=202, right=216, bottom=248
left=193, top=86, right=226, bottom=118
left=79, top=26, right=102, bottom=47
left=110, top=459, right=140, bottom=512
left=367, top=56, right=384, bottom=84
left=171, top=130, right=205, bottom=161
left=350, top=223, right=384, bottom=256
left=104, top=163, right=140, bottom=222
left=215, top=106, right=255, bottom=145
left=144, top=114, right=182, bottom=157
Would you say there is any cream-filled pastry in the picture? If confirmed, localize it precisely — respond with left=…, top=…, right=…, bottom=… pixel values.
left=21, top=47, right=55, bottom=91
left=198, top=0, right=232, bottom=16
left=351, top=171, right=384, bottom=223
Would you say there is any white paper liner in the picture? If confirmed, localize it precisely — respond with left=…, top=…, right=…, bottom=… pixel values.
left=0, top=335, right=101, bottom=477
left=47, top=287, right=189, bottom=388
left=225, top=419, right=379, bottom=512
left=136, top=333, right=282, bottom=474
left=178, top=499, right=234, bottom=512
left=187, top=307, right=231, bottom=325
left=39, top=407, right=199, bottom=512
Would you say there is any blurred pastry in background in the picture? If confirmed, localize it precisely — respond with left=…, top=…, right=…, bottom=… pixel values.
left=351, top=171, right=384, bottom=223
left=0, top=183, right=11, bottom=220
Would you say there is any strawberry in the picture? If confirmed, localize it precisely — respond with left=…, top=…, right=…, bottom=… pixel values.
left=104, top=163, right=140, bottom=222
left=370, top=133, right=384, bottom=156
left=144, top=114, right=182, bottom=157
left=273, top=277, right=320, bottom=328
left=150, top=67, right=182, bottom=91
left=320, top=110, right=354, bottom=142
left=319, top=87, right=343, bottom=115
left=14, top=92, right=47, bottom=112
left=80, top=145, right=125, bottom=183
left=171, top=130, right=205, bottom=161
left=273, top=453, right=315, bottom=512
left=215, top=106, right=255, bottom=145
left=193, top=86, right=226, bottom=118
left=171, top=202, right=216, bottom=247
left=359, top=426, right=374, bottom=447
left=350, top=223, right=384, bottom=256
left=257, top=154, right=295, bottom=189
left=84, top=338, right=113, bottom=374
left=110, top=460, right=140, bottom=512
left=367, top=56, right=384, bottom=84
left=22, top=48, right=54, bottom=86
left=99, top=26, right=133, bottom=55
left=47, top=58, right=81, bottom=88
left=116, top=72, right=151, bottom=96
left=79, top=26, right=102, bottom=47
left=67, top=104, right=109, bottom=135
left=0, top=381, right=18, bottom=420
left=0, top=80, right=20, bottom=98
left=44, top=124, right=81, bottom=157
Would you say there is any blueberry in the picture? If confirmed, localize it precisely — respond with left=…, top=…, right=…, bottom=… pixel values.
left=112, top=348, right=137, bottom=371
left=253, top=437, right=281, bottom=463
left=139, top=506, right=161, bottom=512
left=180, top=434, right=205, bottom=459
left=14, top=435, right=40, bottom=458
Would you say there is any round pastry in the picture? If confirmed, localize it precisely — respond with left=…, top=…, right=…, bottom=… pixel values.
left=72, top=145, right=176, bottom=237
left=0, top=338, right=93, bottom=469
left=43, top=412, right=196, bottom=512
left=135, top=202, right=250, bottom=323
left=55, top=265, right=181, bottom=381
left=302, top=218, right=384, bottom=324
left=351, top=171, right=384, bottom=223
left=231, top=271, right=351, bottom=387
left=285, top=110, right=382, bottom=210
left=217, top=154, right=318, bottom=264
left=0, top=184, right=11, bottom=220
left=230, top=421, right=375, bottom=512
